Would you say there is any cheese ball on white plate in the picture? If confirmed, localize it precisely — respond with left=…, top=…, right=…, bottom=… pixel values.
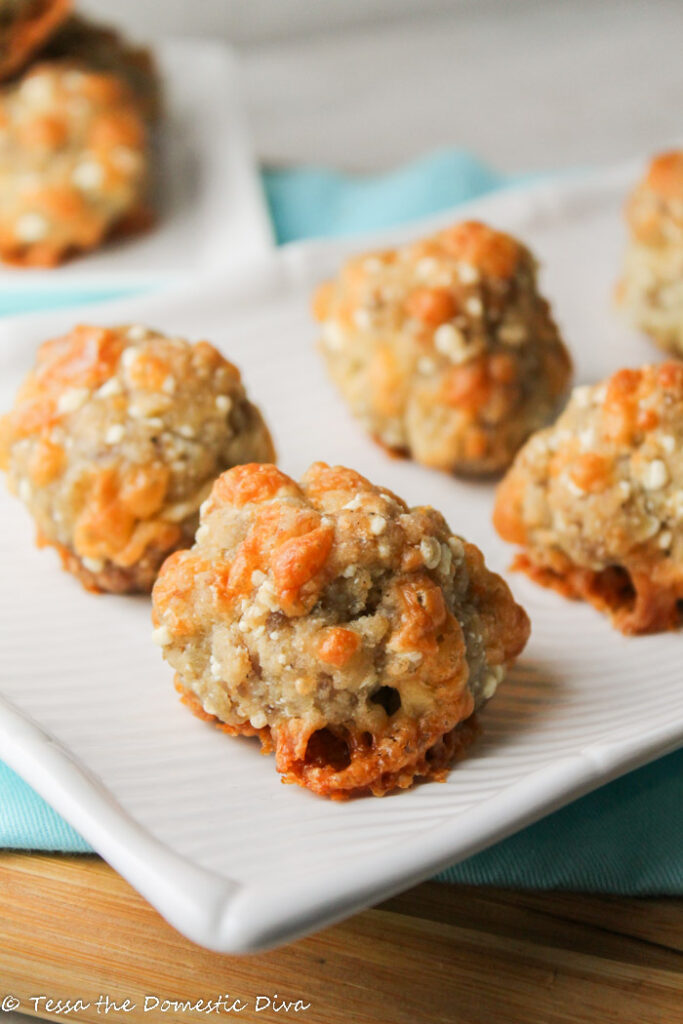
left=495, top=362, right=683, bottom=634
left=0, top=324, right=275, bottom=592
left=0, top=61, right=151, bottom=265
left=314, top=220, right=572, bottom=476
left=152, top=461, right=530, bottom=798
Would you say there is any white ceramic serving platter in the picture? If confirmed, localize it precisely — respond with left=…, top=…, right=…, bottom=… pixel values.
left=0, top=39, right=273, bottom=294
left=0, top=160, right=681, bottom=954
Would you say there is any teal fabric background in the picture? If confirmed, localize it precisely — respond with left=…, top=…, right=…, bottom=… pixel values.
left=1, top=150, right=680, bottom=893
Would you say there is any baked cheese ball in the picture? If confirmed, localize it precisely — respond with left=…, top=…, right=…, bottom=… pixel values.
left=38, top=14, right=161, bottom=121
left=0, top=0, right=70, bottom=80
left=0, top=324, right=275, bottom=593
left=0, top=61, right=150, bottom=266
left=617, top=151, right=683, bottom=354
left=314, top=221, right=572, bottom=476
left=494, top=363, right=683, bottom=634
left=152, top=462, right=530, bottom=798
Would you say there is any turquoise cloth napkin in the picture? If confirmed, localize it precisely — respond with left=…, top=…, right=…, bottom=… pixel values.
left=1, top=149, right=681, bottom=894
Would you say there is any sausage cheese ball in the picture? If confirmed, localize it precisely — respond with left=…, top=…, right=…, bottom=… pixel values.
left=0, top=62, right=150, bottom=266
left=494, top=363, right=683, bottom=634
left=617, top=152, right=683, bottom=355
left=314, top=221, right=572, bottom=476
left=152, top=462, right=530, bottom=798
left=0, top=324, right=275, bottom=593
left=0, top=0, right=70, bottom=80
left=38, top=15, right=161, bottom=121
left=618, top=151, right=683, bottom=356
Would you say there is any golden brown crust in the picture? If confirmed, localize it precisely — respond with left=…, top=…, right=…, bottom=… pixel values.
left=0, top=0, right=71, bottom=80
left=1, top=324, right=276, bottom=593
left=315, top=220, right=572, bottom=475
left=50, top=534, right=185, bottom=594
left=153, top=461, right=530, bottom=798
left=178, top=677, right=479, bottom=798
left=495, top=363, right=683, bottom=634
left=511, top=552, right=683, bottom=636
left=273, top=710, right=481, bottom=800
left=176, top=678, right=274, bottom=752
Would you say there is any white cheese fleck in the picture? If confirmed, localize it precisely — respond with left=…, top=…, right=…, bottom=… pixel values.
left=370, top=515, right=386, bottom=535
left=353, top=307, right=373, bottom=330
left=57, top=387, right=89, bottom=414
left=572, top=385, right=593, bottom=409
left=98, top=377, right=122, bottom=398
left=72, top=160, right=104, bottom=191
left=127, top=325, right=149, bottom=341
left=457, top=262, right=480, bottom=285
left=18, top=479, right=32, bottom=503
left=642, top=459, right=669, bottom=491
left=433, top=322, right=482, bottom=364
left=21, top=72, right=55, bottom=105
left=464, top=295, right=484, bottom=317
left=322, top=321, right=346, bottom=351
left=105, top=424, right=125, bottom=445
left=82, top=557, right=104, bottom=573
left=416, top=257, right=440, bottom=279
left=14, top=212, right=49, bottom=243
left=420, top=536, right=442, bottom=569
left=343, top=495, right=364, bottom=511
left=566, top=478, right=586, bottom=497
left=152, top=625, right=172, bottom=646
left=448, top=536, right=465, bottom=559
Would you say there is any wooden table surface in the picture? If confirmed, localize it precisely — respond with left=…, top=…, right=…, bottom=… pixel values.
left=0, top=853, right=681, bottom=1024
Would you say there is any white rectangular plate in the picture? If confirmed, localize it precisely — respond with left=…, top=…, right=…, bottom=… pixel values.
left=0, top=160, right=681, bottom=953
left=0, top=39, right=273, bottom=293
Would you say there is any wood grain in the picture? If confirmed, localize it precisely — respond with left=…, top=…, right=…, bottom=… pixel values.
left=0, top=853, right=681, bottom=1024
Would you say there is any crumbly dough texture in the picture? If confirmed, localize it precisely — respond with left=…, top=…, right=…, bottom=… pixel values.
left=494, top=363, right=683, bottom=634
left=0, top=61, right=151, bottom=266
left=0, top=0, right=70, bottom=80
left=314, top=220, right=572, bottom=475
left=0, top=324, right=275, bottom=592
left=152, top=462, right=530, bottom=798
left=617, top=151, right=683, bottom=354
left=37, top=15, right=161, bottom=120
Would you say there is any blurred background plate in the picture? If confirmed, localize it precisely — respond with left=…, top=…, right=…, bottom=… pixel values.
left=0, top=40, right=274, bottom=296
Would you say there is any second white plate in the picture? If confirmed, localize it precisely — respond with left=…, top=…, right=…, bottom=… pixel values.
left=0, top=38, right=274, bottom=293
